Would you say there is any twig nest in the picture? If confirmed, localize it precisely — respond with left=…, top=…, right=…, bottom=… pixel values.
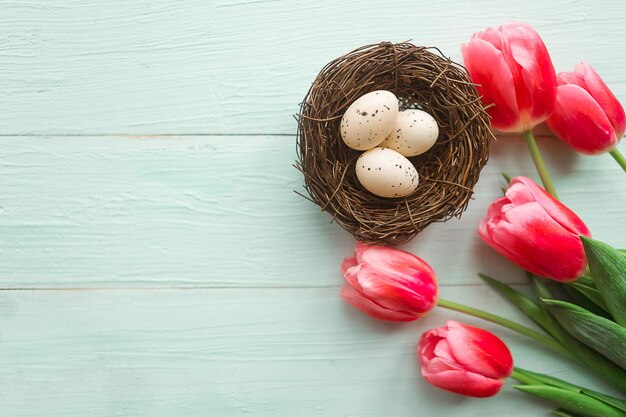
left=296, top=42, right=494, bottom=245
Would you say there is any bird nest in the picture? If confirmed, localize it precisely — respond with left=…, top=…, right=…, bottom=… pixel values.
left=296, top=42, right=494, bottom=245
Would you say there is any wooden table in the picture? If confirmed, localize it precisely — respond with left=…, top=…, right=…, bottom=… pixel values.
left=1, top=1, right=624, bottom=415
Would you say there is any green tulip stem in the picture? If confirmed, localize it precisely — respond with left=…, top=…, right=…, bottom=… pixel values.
left=609, top=149, right=626, bottom=173
left=524, top=130, right=559, bottom=199
left=437, top=298, right=571, bottom=358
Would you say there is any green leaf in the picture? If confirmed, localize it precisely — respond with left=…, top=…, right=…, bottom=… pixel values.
left=512, top=368, right=580, bottom=391
left=552, top=409, right=585, bottom=417
left=479, top=274, right=563, bottom=338
left=565, top=283, right=611, bottom=318
left=531, top=275, right=555, bottom=300
left=568, top=283, right=609, bottom=312
left=581, top=237, right=626, bottom=327
left=576, top=275, right=596, bottom=288
left=515, top=385, right=626, bottom=417
left=480, top=275, right=626, bottom=392
left=582, top=390, right=626, bottom=413
left=514, top=367, right=626, bottom=412
left=543, top=299, right=626, bottom=370
left=528, top=278, right=626, bottom=392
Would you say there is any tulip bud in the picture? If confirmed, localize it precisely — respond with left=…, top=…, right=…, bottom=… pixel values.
left=462, top=21, right=557, bottom=133
left=547, top=63, right=625, bottom=155
left=417, top=321, right=514, bottom=397
left=340, top=242, right=438, bottom=322
left=478, top=176, right=591, bottom=282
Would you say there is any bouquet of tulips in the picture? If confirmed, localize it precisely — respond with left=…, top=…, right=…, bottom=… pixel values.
left=339, top=21, right=626, bottom=417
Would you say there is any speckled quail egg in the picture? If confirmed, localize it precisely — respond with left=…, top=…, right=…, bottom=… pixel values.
left=340, top=90, right=399, bottom=151
left=379, top=109, right=438, bottom=157
left=355, top=147, right=419, bottom=198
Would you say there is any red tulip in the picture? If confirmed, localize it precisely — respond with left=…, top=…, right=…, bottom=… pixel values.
left=418, top=321, right=513, bottom=398
left=479, top=176, right=591, bottom=282
left=340, top=242, right=438, bottom=322
left=462, top=21, right=557, bottom=133
left=547, top=63, right=625, bottom=154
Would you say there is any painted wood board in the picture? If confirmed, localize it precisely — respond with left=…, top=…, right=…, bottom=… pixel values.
left=0, top=0, right=624, bottom=135
left=1, top=135, right=623, bottom=288
left=0, top=287, right=615, bottom=417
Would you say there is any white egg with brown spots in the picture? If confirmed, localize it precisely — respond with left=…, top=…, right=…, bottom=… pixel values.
left=379, top=109, right=439, bottom=157
left=355, top=147, right=419, bottom=198
left=340, top=90, right=399, bottom=150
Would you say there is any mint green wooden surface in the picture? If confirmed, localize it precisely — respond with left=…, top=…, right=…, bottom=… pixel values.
left=1, top=1, right=625, bottom=416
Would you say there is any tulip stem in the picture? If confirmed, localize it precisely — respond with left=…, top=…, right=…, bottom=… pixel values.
left=437, top=298, right=571, bottom=358
left=609, top=149, right=626, bottom=173
left=524, top=130, right=559, bottom=198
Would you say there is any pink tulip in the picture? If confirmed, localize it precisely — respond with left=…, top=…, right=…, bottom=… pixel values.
left=479, top=176, right=591, bottom=282
left=418, top=321, right=513, bottom=398
left=546, top=63, right=626, bottom=154
left=340, top=242, right=438, bottom=322
left=462, top=21, right=557, bottom=132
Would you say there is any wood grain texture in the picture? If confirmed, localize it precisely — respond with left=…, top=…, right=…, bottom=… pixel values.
left=0, top=0, right=625, bottom=134
left=2, top=2, right=626, bottom=416
left=0, top=287, right=615, bottom=417
left=1, top=135, right=623, bottom=288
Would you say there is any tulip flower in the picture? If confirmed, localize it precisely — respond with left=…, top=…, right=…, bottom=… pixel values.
left=462, top=21, right=557, bottom=133
left=417, top=321, right=513, bottom=397
left=546, top=63, right=626, bottom=168
left=462, top=21, right=559, bottom=196
left=479, top=176, right=591, bottom=282
left=339, top=243, right=577, bottom=366
left=340, top=242, right=438, bottom=322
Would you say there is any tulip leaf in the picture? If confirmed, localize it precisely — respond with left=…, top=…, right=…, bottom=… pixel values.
left=513, top=367, right=626, bottom=412
left=479, top=274, right=562, bottom=337
left=481, top=276, right=626, bottom=392
left=580, top=237, right=626, bottom=327
left=531, top=275, right=556, bottom=301
left=565, top=283, right=611, bottom=318
left=515, top=385, right=626, bottom=417
left=576, top=275, right=596, bottom=288
left=568, top=282, right=609, bottom=312
left=542, top=299, right=626, bottom=370
left=552, top=409, right=585, bottom=417
left=582, top=390, right=626, bottom=413
left=512, top=367, right=580, bottom=392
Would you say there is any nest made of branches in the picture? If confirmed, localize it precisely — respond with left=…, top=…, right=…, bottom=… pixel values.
left=296, top=42, right=494, bottom=245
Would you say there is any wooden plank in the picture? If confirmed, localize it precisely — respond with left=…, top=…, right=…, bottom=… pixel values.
left=0, top=286, right=611, bottom=417
left=0, top=135, right=623, bottom=288
left=0, top=0, right=625, bottom=134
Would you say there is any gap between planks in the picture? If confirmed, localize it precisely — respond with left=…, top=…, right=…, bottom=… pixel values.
left=0, top=282, right=531, bottom=292
left=0, top=132, right=557, bottom=139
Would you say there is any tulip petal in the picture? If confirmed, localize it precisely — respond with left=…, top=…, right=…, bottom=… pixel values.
left=341, top=256, right=358, bottom=275
left=421, top=369, right=504, bottom=398
left=340, top=285, right=418, bottom=322
left=576, top=63, right=626, bottom=138
left=355, top=267, right=435, bottom=314
left=433, top=339, right=456, bottom=363
left=445, top=321, right=514, bottom=379
left=355, top=244, right=438, bottom=298
left=422, top=356, right=471, bottom=376
left=492, top=203, right=587, bottom=281
left=501, top=21, right=557, bottom=128
left=507, top=177, right=591, bottom=237
left=547, top=84, right=618, bottom=155
left=462, top=37, right=521, bottom=132
left=558, top=71, right=586, bottom=89
left=342, top=264, right=361, bottom=290
left=418, top=327, right=449, bottom=363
